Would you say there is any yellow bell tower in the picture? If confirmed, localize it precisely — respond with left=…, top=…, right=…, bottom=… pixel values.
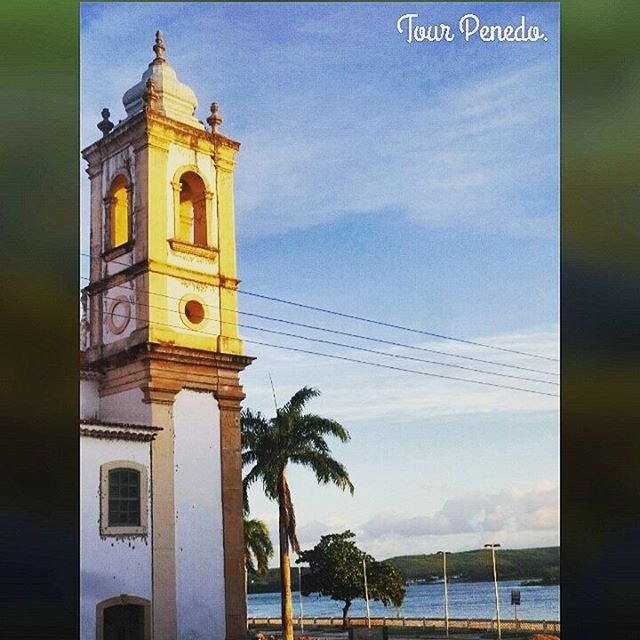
left=83, top=31, right=243, bottom=361
left=81, top=32, right=252, bottom=640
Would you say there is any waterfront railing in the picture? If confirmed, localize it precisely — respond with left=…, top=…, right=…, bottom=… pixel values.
left=247, top=616, right=560, bottom=634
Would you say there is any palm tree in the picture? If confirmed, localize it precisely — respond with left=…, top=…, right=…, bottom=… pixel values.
left=244, top=517, right=273, bottom=576
left=242, top=387, right=354, bottom=640
left=244, top=517, right=273, bottom=629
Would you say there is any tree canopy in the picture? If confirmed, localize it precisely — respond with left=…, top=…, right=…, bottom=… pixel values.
left=297, top=530, right=405, bottom=628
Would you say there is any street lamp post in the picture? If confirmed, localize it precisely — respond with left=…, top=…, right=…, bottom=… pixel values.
left=484, top=543, right=502, bottom=640
left=363, top=556, right=372, bottom=629
left=298, top=564, right=304, bottom=633
left=437, top=551, right=450, bottom=639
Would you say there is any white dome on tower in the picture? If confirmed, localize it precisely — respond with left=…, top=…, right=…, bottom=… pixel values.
left=122, top=31, right=203, bottom=129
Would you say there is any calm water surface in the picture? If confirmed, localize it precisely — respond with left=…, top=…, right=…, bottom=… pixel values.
left=248, top=581, right=559, bottom=621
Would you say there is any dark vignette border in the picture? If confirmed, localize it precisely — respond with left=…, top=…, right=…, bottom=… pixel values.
left=560, top=0, right=640, bottom=637
left=1, top=0, right=79, bottom=638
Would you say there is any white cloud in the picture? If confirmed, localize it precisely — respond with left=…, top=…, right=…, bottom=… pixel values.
left=360, top=483, right=559, bottom=540
left=252, top=481, right=559, bottom=565
left=295, top=516, right=356, bottom=550
left=250, top=481, right=558, bottom=564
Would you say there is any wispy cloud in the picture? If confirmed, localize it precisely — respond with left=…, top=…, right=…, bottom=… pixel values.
left=234, top=60, right=557, bottom=240
left=252, top=482, right=559, bottom=562
left=360, top=482, right=559, bottom=540
left=241, top=328, right=559, bottom=425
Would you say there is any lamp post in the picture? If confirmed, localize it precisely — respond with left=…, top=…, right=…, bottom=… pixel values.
left=484, top=543, right=502, bottom=640
left=363, top=556, right=372, bottom=629
left=436, top=551, right=450, bottom=639
left=298, top=564, right=304, bottom=633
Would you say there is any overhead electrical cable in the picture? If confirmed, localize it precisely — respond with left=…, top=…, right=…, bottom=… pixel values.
left=80, top=275, right=557, bottom=377
left=93, top=290, right=558, bottom=387
left=236, top=289, right=559, bottom=363
left=243, top=340, right=559, bottom=399
left=79, top=259, right=559, bottom=372
left=85, top=300, right=560, bottom=399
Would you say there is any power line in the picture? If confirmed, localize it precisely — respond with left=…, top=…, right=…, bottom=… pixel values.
left=79, top=257, right=559, bottom=371
left=94, top=290, right=558, bottom=387
left=90, top=305, right=558, bottom=398
left=237, top=290, right=559, bottom=363
left=80, top=276, right=558, bottom=378
left=234, top=310, right=559, bottom=378
left=79, top=274, right=557, bottom=377
left=241, top=324, right=558, bottom=387
left=243, top=340, right=559, bottom=399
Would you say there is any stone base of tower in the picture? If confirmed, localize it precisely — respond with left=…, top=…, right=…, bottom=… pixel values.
left=84, top=343, right=253, bottom=640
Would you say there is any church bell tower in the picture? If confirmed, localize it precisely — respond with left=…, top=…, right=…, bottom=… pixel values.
left=81, top=32, right=252, bottom=640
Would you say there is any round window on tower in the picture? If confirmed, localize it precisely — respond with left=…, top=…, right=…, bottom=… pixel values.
left=185, top=300, right=205, bottom=325
left=179, top=295, right=208, bottom=330
left=106, top=295, right=131, bottom=335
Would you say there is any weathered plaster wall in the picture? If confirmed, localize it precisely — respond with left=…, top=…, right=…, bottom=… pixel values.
left=102, top=281, right=137, bottom=345
left=80, top=378, right=100, bottom=420
left=173, top=388, right=226, bottom=640
left=100, top=388, right=153, bottom=425
left=80, top=437, right=152, bottom=640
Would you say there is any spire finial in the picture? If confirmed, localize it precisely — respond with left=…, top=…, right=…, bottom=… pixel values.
left=97, top=108, right=114, bottom=136
left=153, top=30, right=166, bottom=61
left=207, top=102, right=223, bottom=133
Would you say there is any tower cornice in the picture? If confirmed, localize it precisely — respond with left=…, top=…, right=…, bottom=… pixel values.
left=82, top=111, right=147, bottom=160
left=83, top=109, right=241, bottom=161
left=90, top=341, right=254, bottom=402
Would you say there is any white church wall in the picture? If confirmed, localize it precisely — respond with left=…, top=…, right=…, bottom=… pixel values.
left=80, top=436, right=152, bottom=640
left=80, top=378, right=99, bottom=420
left=173, top=388, right=226, bottom=640
left=100, top=388, right=152, bottom=425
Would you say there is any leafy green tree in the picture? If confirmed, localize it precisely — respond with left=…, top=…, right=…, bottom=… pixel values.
left=298, top=531, right=405, bottom=629
left=539, top=565, right=560, bottom=585
left=242, top=387, right=354, bottom=640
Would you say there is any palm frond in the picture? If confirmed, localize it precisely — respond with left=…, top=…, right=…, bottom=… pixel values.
left=297, top=414, right=351, bottom=443
left=241, top=383, right=355, bottom=624
left=244, top=518, right=274, bottom=575
left=290, top=449, right=355, bottom=495
left=280, top=386, right=320, bottom=415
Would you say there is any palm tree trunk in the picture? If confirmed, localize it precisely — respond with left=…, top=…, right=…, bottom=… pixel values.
left=279, top=469, right=294, bottom=640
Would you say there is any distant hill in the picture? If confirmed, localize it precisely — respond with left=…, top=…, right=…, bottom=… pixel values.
left=247, top=546, right=559, bottom=593
left=386, top=546, right=559, bottom=584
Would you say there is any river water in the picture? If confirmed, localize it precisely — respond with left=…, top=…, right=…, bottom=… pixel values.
left=248, top=580, right=559, bottom=621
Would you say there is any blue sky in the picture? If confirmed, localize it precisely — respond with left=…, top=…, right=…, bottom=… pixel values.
left=81, top=2, right=559, bottom=561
